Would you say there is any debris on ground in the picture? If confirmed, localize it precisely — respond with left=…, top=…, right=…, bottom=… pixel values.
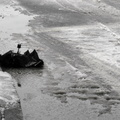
left=0, top=44, right=44, bottom=68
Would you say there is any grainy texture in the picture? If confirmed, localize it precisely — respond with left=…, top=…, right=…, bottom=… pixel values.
left=1, top=0, right=120, bottom=120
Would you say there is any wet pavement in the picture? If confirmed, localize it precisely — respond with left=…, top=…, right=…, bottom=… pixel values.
left=1, top=0, right=120, bottom=120
left=0, top=0, right=34, bottom=119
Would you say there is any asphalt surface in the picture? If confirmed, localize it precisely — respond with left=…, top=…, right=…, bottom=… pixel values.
left=2, top=0, right=120, bottom=120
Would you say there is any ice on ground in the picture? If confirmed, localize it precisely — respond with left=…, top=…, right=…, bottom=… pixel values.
left=0, top=0, right=34, bottom=110
left=0, top=71, right=19, bottom=109
left=45, top=22, right=120, bottom=68
left=0, top=1, right=34, bottom=54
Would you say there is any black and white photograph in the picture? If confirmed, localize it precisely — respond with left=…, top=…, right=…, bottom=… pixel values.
left=0, top=0, right=120, bottom=120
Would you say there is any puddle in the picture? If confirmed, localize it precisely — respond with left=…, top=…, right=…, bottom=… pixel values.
left=0, top=1, right=34, bottom=54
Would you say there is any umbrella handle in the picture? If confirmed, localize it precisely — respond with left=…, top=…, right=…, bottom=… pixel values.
left=17, top=44, right=21, bottom=54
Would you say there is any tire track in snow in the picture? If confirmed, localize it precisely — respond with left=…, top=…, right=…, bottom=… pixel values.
left=35, top=29, right=120, bottom=97
left=55, top=0, right=81, bottom=12
left=82, top=54, right=120, bottom=95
